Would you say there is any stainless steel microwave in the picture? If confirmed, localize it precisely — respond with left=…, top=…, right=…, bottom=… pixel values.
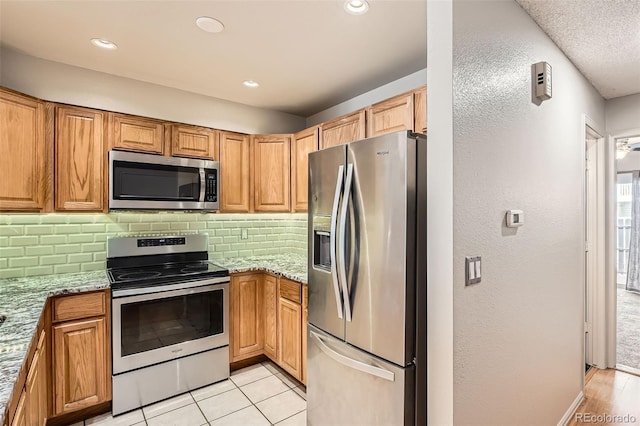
left=109, top=151, right=219, bottom=211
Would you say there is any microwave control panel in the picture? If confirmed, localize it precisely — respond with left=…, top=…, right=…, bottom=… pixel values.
left=205, top=170, right=217, bottom=202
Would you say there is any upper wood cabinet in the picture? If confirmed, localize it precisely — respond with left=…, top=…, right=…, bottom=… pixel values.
left=170, top=124, right=218, bottom=160
left=219, top=131, right=252, bottom=212
left=263, top=274, right=278, bottom=361
left=414, top=86, right=427, bottom=134
left=55, top=106, right=104, bottom=211
left=230, top=273, right=264, bottom=362
left=320, top=110, right=366, bottom=149
left=253, top=135, right=291, bottom=212
left=291, top=127, right=318, bottom=212
left=367, top=92, right=414, bottom=137
left=0, top=88, right=50, bottom=211
left=110, top=113, right=164, bottom=154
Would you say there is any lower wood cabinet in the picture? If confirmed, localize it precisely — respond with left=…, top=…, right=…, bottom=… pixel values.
left=11, top=330, right=47, bottom=426
left=230, top=273, right=307, bottom=383
left=50, top=289, right=110, bottom=417
left=52, top=317, right=108, bottom=414
left=263, top=274, right=278, bottom=360
left=230, top=273, right=264, bottom=362
left=301, top=285, right=308, bottom=385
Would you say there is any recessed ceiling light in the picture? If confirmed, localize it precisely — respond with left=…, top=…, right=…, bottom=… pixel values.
left=196, top=16, right=225, bottom=33
left=243, top=80, right=260, bottom=88
left=344, top=0, right=369, bottom=15
left=90, top=38, right=118, bottom=50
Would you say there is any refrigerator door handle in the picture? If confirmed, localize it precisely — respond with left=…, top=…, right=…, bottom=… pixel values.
left=330, top=165, right=345, bottom=319
left=310, top=331, right=395, bottom=382
left=338, top=163, right=354, bottom=322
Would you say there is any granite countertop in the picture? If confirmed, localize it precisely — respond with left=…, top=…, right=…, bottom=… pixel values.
left=0, top=271, right=110, bottom=422
left=0, top=254, right=307, bottom=422
left=215, top=253, right=308, bottom=284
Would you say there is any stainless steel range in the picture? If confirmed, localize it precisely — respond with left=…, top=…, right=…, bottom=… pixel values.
left=107, top=234, right=230, bottom=415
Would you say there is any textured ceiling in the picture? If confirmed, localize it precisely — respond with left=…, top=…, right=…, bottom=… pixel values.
left=0, top=1, right=427, bottom=117
left=517, top=0, right=640, bottom=99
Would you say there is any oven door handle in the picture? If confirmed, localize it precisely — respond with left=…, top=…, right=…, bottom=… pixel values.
left=111, top=276, right=230, bottom=298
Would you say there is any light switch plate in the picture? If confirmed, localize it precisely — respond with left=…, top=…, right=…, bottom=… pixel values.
left=465, top=256, right=481, bottom=286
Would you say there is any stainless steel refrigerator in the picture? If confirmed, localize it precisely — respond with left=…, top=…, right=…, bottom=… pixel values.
left=307, top=130, right=427, bottom=426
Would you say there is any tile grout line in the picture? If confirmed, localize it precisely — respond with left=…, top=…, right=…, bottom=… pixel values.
left=273, top=408, right=306, bottom=426
left=232, top=376, right=275, bottom=425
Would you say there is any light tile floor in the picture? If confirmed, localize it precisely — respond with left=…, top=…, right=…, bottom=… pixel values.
left=78, top=361, right=306, bottom=426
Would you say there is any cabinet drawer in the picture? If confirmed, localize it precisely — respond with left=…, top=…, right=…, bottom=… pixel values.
left=279, top=278, right=301, bottom=304
left=53, top=291, right=106, bottom=322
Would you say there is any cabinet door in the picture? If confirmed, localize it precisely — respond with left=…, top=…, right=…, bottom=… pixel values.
left=111, top=113, right=164, bottom=154
left=301, top=285, right=308, bottom=385
left=25, top=330, right=47, bottom=426
left=253, top=135, right=291, bottom=212
left=320, top=110, right=365, bottom=149
left=263, top=274, right=278, bottom=361
left=10, top=391, right=26, bottom=426
left=367, top=92, right=414, bottom=137
left=291, top=127, right=318, bottom=212
left=230, top=274, right=264, bottom=362
left=53, top=317, right=107, bottom=414
left=0, top=89, right=47, bottom=211
left=414, top=86, right=427, bottom=134
left=220, top=131, right=251, bottom=212
left=278, top=297, right=302, bottom=380
left=171, top=125, right=218, bottom=160
left=55, top=106, right=104, bottom=211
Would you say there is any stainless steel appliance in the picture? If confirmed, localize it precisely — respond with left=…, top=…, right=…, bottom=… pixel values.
left=109, top=150, right=219, bottom=211
left=307, top=130, right=427, bottom=425
left=108, top=234, right=230, bottom=415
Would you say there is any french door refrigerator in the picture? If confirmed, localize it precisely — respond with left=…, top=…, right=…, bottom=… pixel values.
left=307, top=130, right=427, bottom=426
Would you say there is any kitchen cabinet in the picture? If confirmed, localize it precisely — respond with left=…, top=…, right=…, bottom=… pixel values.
left=10, top=393, right=26, bottom=426
left=320, top=109, right=366, bottom=149
left=110, top=113, right=164, bottom=154
left=0, top=88, right=51, bottom=211
left=301, top=285, right=308, bottom=385
left=219, top=131, right=252, bottom=212
left=51, top=290, right=110, bottom=415
left=230, top=273, right=264, bottom=362
left=291, top=127, right=319, bottom=212
left=263, top=274, right=278, bottom=360
left=367, top=92, right=414, bottom=137
left=278, top=278, right=302, bottom=380
left=252, top=135, right=291, bottom=212
left=170, top=124, right=218, bottom=160
left=55, top=105, right=105, bottom=211
left=25, top=330, right=47, bottom=426
left=414, top=86, right=427, bottom=134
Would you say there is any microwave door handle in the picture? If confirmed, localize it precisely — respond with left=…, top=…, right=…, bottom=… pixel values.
left=339, top=163, right=353, bottom=322
left=330, top=165, right=345, bottom=319
left=199, top=169, right=206, bottom=202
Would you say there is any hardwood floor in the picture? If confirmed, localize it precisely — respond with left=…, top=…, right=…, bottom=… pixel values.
left=567, top=368, right=640, bottom=425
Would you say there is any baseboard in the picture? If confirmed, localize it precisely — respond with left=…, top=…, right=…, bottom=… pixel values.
left=557, top=391, right=584, bottom=426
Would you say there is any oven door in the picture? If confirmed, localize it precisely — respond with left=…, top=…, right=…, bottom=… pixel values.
left=109, top=150, right=219, bottom=211
left=112, top=279, right=229, bottom=375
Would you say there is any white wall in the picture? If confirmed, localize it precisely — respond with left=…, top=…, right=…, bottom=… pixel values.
left=606, top=94, right=640, bottom=136
left=452, top=1, right=605, bottom=424
left=0, top=47, right=306, bottom=134
left=305, top=68, right=427, bottom=126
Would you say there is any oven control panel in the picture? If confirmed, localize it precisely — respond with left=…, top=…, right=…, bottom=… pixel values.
left=137, top=237, right=186, bottom=247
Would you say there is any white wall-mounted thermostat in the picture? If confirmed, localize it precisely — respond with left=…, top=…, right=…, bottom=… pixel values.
left=506, top=210, right=524, bottom=228
left=534, top=61, right=552, bottom=101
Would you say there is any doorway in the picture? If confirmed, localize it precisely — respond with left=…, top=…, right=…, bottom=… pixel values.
left=615, top=136, right=640, bottom=375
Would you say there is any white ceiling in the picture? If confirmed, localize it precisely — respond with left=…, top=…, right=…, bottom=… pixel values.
left=517, top=0, right=640, bottom=100
left=0, top=0, right=427, bottom=117
left=1, top=1, right=636, bottom=118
